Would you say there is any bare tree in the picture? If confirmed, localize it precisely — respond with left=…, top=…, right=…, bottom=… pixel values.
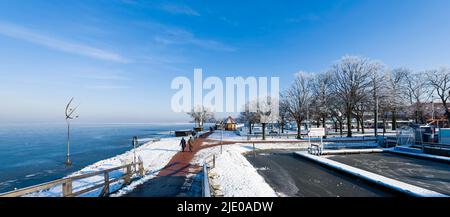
left=386, top=68, right=408, bottom=130
left=278, top=98, right=290, bottom=134
left=330, top=56, right=380, bottom=137
left=238, top=102, right=261, bottom=134
left=427, top=67, right=450, bottom=123
left=257, top=96, right=279, bottom=140
left=311, top=72, right=333, bottom=131
left=329, top=95, right=346, bottom=136
left=403, top=70, right=430, bottom=124
left=284, top=72, right=313, bottom=139
left=187, top=105, right=215, bottom=129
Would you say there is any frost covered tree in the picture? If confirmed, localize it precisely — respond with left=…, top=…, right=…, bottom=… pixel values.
left=386, top=68, right=408, bottom=130
left=427, top=67, right=450, bottom=123
left=329, top=56, right=380, bottom=137
left=256, top=96, right=279, bottom=140
left=403, top=70, right=430, bottom=124
left=187, top=106, right=215, bottom=129
left=238, top=102, right=261, bottom=134
left=284, top=72, right=313, bottom=139
left=311, top=72, right=333, bottom=131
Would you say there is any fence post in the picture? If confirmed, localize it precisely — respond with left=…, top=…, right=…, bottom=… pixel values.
left=138, top=161, right=145, bottom=177
left=124, top=164, right=132, bottom=185
left=102, top=171, right=110, bottom=197
left=62, top=179, right=73, bottom=197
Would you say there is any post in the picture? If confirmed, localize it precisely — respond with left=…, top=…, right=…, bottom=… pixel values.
left=220, top=130, right=223, bottom=154
left=124, top=164, right=132, bottom=185
left=138, top=160, right=145, bottom=176
left=62, top=179, right=73, bottom=197
left=253, top=143, right=256, bottom=157
left=375, top=96, right=379, bottom=137
left=66, top=121, right=72, bottom=166
left=102, top=172, right=110, bottom=196
left=213, top=155, right=216, bottom=168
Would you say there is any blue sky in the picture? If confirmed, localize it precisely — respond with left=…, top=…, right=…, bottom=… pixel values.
left=0, top=0, right=449, bottom=123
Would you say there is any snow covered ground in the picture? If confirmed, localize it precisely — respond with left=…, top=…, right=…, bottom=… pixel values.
left=28, top=137, right=182, bottom=197
left=192, top=141, right=317, bottom=197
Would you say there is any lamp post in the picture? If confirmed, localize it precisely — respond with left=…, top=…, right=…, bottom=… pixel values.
left=65, top=97, right=79, bottom=166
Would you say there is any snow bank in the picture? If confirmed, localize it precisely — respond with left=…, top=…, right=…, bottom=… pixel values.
left=28, top=137, right=181, bottom=197
left=295, top=152, right=448, bottom=197
left=192, top=142, right=312, bottom=197
left=387, top=147, right=450, bottom=163
left=194, top=145, right=277, bottom=197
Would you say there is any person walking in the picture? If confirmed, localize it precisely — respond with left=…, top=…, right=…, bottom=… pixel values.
left=180, top=137, right=186, bottom=152
left=188, top=136, right=194, bottom=152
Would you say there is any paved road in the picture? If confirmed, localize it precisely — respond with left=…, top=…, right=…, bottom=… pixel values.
left=246, top=151, right=397, bottom=197
left=329, top=153, right=450, bottom=195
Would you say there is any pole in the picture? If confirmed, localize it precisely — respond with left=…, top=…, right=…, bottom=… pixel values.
left=432, top=99, right=435, bottom=121
left=66, top=121, right=71, bottom=166
left=375, top=97, right=378, bottom=137
left=220, top=129, right=223, bottom=154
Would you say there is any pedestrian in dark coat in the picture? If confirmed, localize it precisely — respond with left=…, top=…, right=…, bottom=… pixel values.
left=180, top=137, right=186, bottom=152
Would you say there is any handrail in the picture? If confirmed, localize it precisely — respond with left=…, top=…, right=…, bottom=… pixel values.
left=202, top=162, right=211, bottom=197
left=0, top=160, right=145, bottom=197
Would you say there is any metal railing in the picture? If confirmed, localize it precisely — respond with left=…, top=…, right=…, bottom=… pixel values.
left=201, top=162, right=211, bottom=197
left=0, top=160, right=145, bottom=197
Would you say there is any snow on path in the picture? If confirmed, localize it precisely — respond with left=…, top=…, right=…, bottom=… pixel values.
left=29, top=137, right=181, bottom=197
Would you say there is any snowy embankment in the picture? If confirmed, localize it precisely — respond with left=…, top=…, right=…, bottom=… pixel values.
left=29, top=137, right=181, bottom=197
left=193, top=145, right=277, bottom=197
left=192, top=140, right=312, bottom=197
left=387, top=147, right=450, bottom=163
left=295, top=152, right=448, bottom=197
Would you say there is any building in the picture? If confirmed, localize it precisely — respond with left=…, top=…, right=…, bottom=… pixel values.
left=224, top=116, right=237, bottom=131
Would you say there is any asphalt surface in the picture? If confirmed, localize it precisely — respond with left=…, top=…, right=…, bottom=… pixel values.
left=329, top=153, right=450, bottom=195
left=246, top=151, right=398, bottom=197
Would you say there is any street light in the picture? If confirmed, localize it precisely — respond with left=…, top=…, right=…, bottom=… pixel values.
left=65, top=97, right=79, bottom=166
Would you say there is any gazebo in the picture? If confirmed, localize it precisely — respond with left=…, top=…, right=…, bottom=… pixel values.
left=224, top=116, right=237, bottom=131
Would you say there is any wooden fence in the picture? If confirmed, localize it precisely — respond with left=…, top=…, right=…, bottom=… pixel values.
left=0, top=160, right=145, bottom=197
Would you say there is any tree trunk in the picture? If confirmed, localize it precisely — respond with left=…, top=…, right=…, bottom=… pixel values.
left=248, top=121, right=253, bottom=134
left=334, top=121, right=338, bottom=132
left=347, top=111, right=352, bottom=137
left=322, top=117, right=326, bottom=128
left=296, top=121, right=302, bottom=139
left=281, top=122, right=285, bottom=134
left=445, top=103, right=450, bottom=125
left=262, top=123, right=266, bottom=140
left=339, top=121, right=343, bottom=136
left=383, top=118, right=387, bottom=134
left=361, top=118, right=365, bottom=134
left=392, top=109, right=397, bottom=131
left=356, top=117, right=361, bottom=132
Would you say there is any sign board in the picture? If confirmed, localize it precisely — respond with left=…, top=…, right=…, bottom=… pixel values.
left=439, top=128, right=450, bottom=145
left=308, top=128, right=325, bottom=137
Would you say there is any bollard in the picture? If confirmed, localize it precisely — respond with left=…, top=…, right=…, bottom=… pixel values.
left=124, top=164, right=132, bottom=185
left=102, top=172, right=110, bottom=196
left=62, top=179, right=73, bottom=197
left=138, top=161, right=145, bottom=176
